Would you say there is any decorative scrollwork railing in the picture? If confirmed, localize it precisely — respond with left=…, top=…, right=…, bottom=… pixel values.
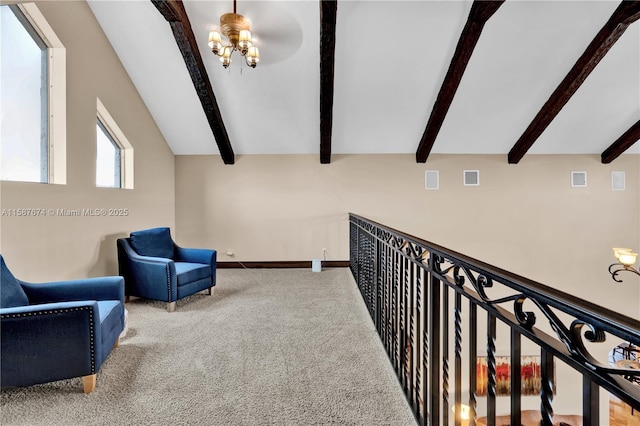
left=349, top=213, right=640, bottom=426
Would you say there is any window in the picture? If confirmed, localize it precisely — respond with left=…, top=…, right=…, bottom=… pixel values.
left=96, top=120, right=121, bottom=188
left=96, top=98, right=133, bottom=189
left=1, top=5, right=47, bottom=182
left=0, top=3, right=66, bottom=184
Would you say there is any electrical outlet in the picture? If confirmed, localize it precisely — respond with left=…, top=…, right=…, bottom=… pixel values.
left=226, top=249, right=234, bottom=256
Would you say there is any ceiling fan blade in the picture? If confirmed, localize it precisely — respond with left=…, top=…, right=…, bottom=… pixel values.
left=241, top=1, right=303, bottom=66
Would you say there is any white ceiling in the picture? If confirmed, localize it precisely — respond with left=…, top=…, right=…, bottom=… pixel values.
left=88, top=0, right=640, bottom=158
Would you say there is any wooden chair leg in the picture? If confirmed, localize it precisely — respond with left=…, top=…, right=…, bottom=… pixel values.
left=114, top=337, right=120, bottom=348
left=166, top=301, right=176, bottom=312
left=82, top=374, right=96, bottom=393
left=125, top=295, right=130, bottom=303
left=207, top=287, right=214, bottom=296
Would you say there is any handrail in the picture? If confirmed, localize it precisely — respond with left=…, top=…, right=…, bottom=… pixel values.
left=349, top=213, right=640, bottom=426
left=350, top=214, right=640, bottom=340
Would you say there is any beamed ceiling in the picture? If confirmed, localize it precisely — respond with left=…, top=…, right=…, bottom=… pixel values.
left=87, top=0, right=640, bottom=165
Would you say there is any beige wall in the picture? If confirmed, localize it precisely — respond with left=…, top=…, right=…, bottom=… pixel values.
left=0, top=1, right=175, bottom=281
left=176, top=153, right=639, bottom=420
left=176, top=153, right=640, bottom=316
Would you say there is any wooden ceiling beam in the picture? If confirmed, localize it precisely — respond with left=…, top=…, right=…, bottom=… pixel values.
left=508, top=1, right=640, bottom=164
left=416, top=1, right=505, bottom=163
left=601, top=119, right=640, bottom=163
left=320, top=0, right=337, bottom=164
left=151, top=0, right=235, bottom=164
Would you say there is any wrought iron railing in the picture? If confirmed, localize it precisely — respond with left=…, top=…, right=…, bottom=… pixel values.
left=349, top=213, right=640, bottom=426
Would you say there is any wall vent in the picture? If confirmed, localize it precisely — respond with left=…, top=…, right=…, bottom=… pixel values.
left=425, top=170, right=439, bottom=190
left=571, top=171, right=587, bottom=187
left=463, top=170, right=479, bottom=186
left=612, top=171, right=625, bottom=190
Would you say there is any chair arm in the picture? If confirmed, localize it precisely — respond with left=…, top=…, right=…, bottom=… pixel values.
left=0, top=300, right=98, bottom=316
left=1, top=301, right=101, bottom=387
left=20, top=276, right=125, bottom=305
left=128, top=257, right=175, bottom=287
left=174, top=246, right=217, bottom=268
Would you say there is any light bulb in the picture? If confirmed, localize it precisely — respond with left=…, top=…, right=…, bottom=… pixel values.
left=246, top=46, right=259, bottom=68
left=208, top=30, right=222, bottom=54
left=219, top=46, right=232, bottom=68
left=619, top=252, right=638, bottom=267
left=238, top=29, right=252, bottom=54
left=613, top=247, right=632, bottom=260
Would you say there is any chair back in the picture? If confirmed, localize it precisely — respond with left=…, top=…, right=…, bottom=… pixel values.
left=0, top=255, right=29, bottom=308
left=128, top=227, right=175, bottom=259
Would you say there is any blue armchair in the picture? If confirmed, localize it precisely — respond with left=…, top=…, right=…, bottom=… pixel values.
left=117, top=227, right=216, bottom=312
left=0, top=255, right=125, bottom=393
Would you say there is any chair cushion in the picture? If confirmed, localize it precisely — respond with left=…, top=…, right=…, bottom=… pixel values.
left=0, top=256, right=29, bottom=308
left=174, top=262, right=211, bottom=286
left=129, top=227, right=174, bottom=259
left=97, top=300, right=122, bottom=324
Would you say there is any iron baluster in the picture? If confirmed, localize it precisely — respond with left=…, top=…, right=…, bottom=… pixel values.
left=414, top=265, right=423, bottom=419
left=429, top=255, right=441, bottom=426
left=469, top=301, right=477, bottom=426
left=510, top=329, right=522, bottom=426
left=407, top=260, right=415, bottom=404
left=422, top=265, right=430, bottom=426
left=540, top=348, right=554, bottom=426
left=442, top=286, right=450, bottom=425
left=487, top=313, right=497, bottom=424
left=454, top=291, right=462, bottom=426
left=583, top=377, right=599, bottom=426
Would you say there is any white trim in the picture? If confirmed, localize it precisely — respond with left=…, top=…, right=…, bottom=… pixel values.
left=97, top=98, right=134, bottom=189
left=17, top=3, right=66, bottom=184
left=16, top=3, right=62, bottom=48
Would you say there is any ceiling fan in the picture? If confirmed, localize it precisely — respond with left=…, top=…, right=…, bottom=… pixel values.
left=199, top=0, right=303, bottom=68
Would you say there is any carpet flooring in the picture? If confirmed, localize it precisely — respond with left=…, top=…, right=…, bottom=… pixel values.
left=1, top=268, right=416, bottom=425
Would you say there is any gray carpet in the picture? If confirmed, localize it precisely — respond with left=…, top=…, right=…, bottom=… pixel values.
left=1, top=268, right=416, bottom=425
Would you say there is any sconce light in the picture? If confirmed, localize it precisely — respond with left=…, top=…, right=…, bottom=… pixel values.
left=452, top=404, right=470, bottom=425
left=609, top=248, right=640, bottom=282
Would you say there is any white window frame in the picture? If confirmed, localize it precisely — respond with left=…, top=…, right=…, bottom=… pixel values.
left=97, top=98, right=134, bottom=189
left=15, top=3, right=66, bottom=184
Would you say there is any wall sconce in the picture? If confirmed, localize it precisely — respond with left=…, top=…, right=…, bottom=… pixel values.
left=609, top=247, right=640, bottom=282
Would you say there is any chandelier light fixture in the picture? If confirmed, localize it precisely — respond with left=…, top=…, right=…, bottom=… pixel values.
left=208, top=0, right=260, bottom=69
left=609, top=247, right=640, bottom=282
